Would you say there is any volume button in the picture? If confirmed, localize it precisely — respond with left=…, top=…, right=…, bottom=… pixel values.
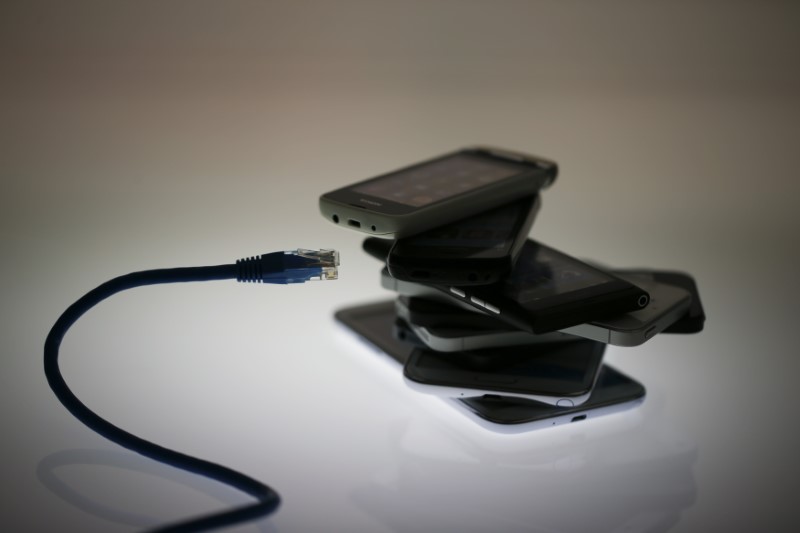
left=450, top=287, right=466, bottom=297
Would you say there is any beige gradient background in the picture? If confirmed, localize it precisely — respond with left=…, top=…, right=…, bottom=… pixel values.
left=2, top=1, right=799, bottom=531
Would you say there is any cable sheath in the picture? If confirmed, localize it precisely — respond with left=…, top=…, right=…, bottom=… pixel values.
left=44, top=264, right=280, bottom=532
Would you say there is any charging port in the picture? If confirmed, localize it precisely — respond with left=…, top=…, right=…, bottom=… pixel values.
left=348, top=219, right=361, bottom=228
left=571, top=415, right=587, bottom=423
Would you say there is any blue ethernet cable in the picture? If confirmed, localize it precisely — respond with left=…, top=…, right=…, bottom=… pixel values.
left=44, top=249, right=339, bottom=533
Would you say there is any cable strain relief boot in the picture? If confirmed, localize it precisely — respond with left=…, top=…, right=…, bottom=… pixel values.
left=236, top=255, right=282, bottom=283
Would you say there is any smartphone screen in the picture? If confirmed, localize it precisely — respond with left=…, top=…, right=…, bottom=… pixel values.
left=352, top=152, right=528, bottom=208
left=392, top=196, right=535, bottom=252
left=504, top=243, right=613, bottom=302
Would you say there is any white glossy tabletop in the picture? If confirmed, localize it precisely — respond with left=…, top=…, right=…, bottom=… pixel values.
left=2, top=2, right=798, bottom=531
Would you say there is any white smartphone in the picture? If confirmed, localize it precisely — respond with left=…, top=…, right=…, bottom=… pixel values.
left=319, top=147, right=557, bottom=239
left=450, top=365, right=645, bottom=433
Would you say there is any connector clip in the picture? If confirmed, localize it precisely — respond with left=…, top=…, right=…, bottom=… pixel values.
left=285, top=249, right=340, bottom=282
left=237, top=248, right=340, bottom=284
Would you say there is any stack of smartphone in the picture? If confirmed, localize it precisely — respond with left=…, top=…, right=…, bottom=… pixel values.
left=322, top=147, right=705, bottom=430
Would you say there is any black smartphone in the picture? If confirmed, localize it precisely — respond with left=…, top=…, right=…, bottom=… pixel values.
left=334, top=300, right=645, bottom=429
left=393, top=273, right=692, bottom=349
left=319, top=146, right=557, bottom=239
left=401, top=240, right=651, bottom=334
left=386, top=195, right=540, bottom=285
left=611, top=269, right=705, bottom=333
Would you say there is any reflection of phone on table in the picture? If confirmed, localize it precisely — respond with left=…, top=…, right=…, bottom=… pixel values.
left=334, top=300, right=645, bottom=430
left=386, top=195, right=540, bottom=285
left=319, top=146, right=557, bottom=239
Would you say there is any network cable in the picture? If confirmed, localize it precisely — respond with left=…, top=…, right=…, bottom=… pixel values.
left=44, top=249, right=340, bottom=532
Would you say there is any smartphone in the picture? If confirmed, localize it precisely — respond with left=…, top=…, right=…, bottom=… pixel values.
left=382, top=240, right=651, bottom=334
left=393, top=293, right=508, bottom=329
left=386, top=195, right=541, bottom=285
left=394, top=307, right=575, bottom=352
left=319, top=146, right=557, bottom=239
left=393, top=296, right=575, bottom=350
left=612, top=270, right=705, bottom=333
left=392, top=273, right=692, bottom=349
left=362, top=236, right=394, bottom=263
left=403, top=339, right=605, bottom=406
left=333, top=300, right=645, bottom=431
left=559, top=275, right=691, bottom=346
left=455, top=365, right=645, bottom=429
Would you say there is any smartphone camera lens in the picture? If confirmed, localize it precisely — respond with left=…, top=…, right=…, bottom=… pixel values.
left=638, top=294, right=650, bottom=307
